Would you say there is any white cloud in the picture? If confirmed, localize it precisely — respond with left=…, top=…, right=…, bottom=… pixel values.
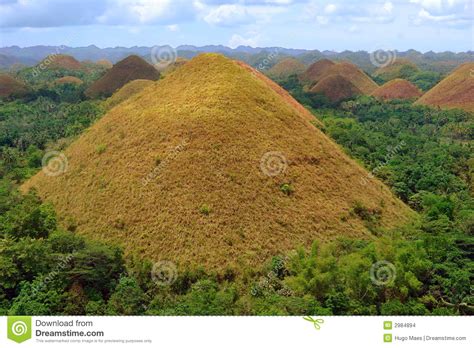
left=228, top=33, right=259, bottom=48
left=204, top=4, right=253, bottom=26
left=306, top=1, right=395, bottom=25
left=410, top=0, right=473, bottom=26
left=166, top=24, right=180, bottom=31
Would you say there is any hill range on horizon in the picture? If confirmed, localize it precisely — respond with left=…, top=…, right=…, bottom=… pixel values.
left=1, top=44, right=472, bottom=74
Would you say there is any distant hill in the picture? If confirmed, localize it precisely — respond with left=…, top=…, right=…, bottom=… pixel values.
left=415, top=62, right=474, bottom=112
left=24, top=53, right=412, bottom=270
left=1, top=45, right=471, bottom=72
left=38, top=54, right=82, bottom=70
left=85, top=55, right=160, bottom=99
left=0, top=74, right=29, bottom=99
left=374, top=58, right=419, bottom=81
left=299, top=58, right=335, bottom=84
left=266, top=57, right=306, bottom=80
left=371, top=79, right=423, bottom=100
left=54, top=76, right=83, bottom=85
left=310, top=74, right=363, bottom=102
left=302, top=59, right=378, bottom=100
left=96, top=59, right=113, bottom=69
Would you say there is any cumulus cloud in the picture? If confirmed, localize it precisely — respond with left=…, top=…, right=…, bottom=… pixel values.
left=228, top=33, right=259, bottom=48
left=410, top=0, right=473, bottom=27
left=0, top=0, right=199, bottom=27
left=204, top=4, right=254, bottom=26
left=305, top=1, right=395, bottom=25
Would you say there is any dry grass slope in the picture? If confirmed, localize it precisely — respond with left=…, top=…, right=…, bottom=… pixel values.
left=0, top=74, right=29, bottom=98
left=310, top=74, right=363, bottom=102
left=96, top=59, right=113, bottom=69
left=85, top=55, right=160, bottom=99
left=301, top=59, right=378, bottom=95
left=415, top=62, right=474, bottom=112
left=371, top=78, right=422, bottom=100
left=103, top=79, right=155, bottom=110
left=54, top=76, right=83, bottom=85
left=39, top=54, right=82, bottom=70
left=267, top=58, right=306, bottom=79
left=24, top=53, right=414, bottom=271
left=299, top=58, right=335, bottom=84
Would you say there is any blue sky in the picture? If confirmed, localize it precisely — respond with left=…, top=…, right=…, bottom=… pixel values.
left=0, top=0, right=472, bottom=51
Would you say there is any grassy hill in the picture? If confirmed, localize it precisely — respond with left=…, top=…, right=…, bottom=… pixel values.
left=54, top=76, right=83, bottom=85
left=24, top=53, right=413, bottom=270
left=373, top=58, right=419, bottom=81
left=267, top=57, right=306, bottom=80
left=299, top=58, right=335, bottom=84
left=415, top=62, right=474, bottom=112
left=310, top=74, right=363, bottom=102
left=371, top=79, right=422, bottom=100
left=85, top=55, right=160, bottom=99
left=301, top=59, right=378, bottom=96
left=103, top=79, right=155, bottom=110
left=0, top=74, right=29, bottom=99
left=39, top=54, right=82, bottom=70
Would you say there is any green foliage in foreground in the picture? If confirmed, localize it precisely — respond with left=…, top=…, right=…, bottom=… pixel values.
left=0, top=81, right=472, bottom=315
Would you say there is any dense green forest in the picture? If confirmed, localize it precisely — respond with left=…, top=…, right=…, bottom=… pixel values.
left=0, top=73, right=472, bottom=316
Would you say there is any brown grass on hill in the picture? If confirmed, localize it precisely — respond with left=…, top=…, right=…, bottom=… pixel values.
left=301, top=59, right=378, bottom=95
left=103, top=79, right=155, bottom=110
left=374, top=58, right=419, bottom=80
left=85, top=55, right=160, bottom=99
left=96, top=59, right=113, bottom=69
left=325, top=61, right=379, bottom=94
left=23, top=53, right=413, bottom=271
left=299, top=58, right=335, bottom=84
left=0, top=74, right=29, bottom=98
left=235, top=60, right=319, bottom=125
left=310, top=74, right=363, bottom=102
left=156, top=57, right=188, bottom=76
left=39, top=54, right=82, bottom=70
left=267, top=57, right=306, bottom=79
left=54, top=76, right=84, bottom=86
left=415, top=62, right=474, bottom=112
left=371, top=78, right=422, bottom=100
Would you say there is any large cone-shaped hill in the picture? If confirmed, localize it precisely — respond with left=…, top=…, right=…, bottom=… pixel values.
left=85, top=55, right=160, bottom=98
left=310, top=74, right=363, bottom=102
left=371, top=79, right=422, bottom=100
left=0, top=74, right=29, bottom=99
left=267, top=57, right=306, bottom=80
left=24, top=54, right=412, bottom=270
left=415, top=63, right=474, bottom=112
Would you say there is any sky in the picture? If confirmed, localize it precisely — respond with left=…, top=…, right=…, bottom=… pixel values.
left=0, top=0, right=472, bottom=52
